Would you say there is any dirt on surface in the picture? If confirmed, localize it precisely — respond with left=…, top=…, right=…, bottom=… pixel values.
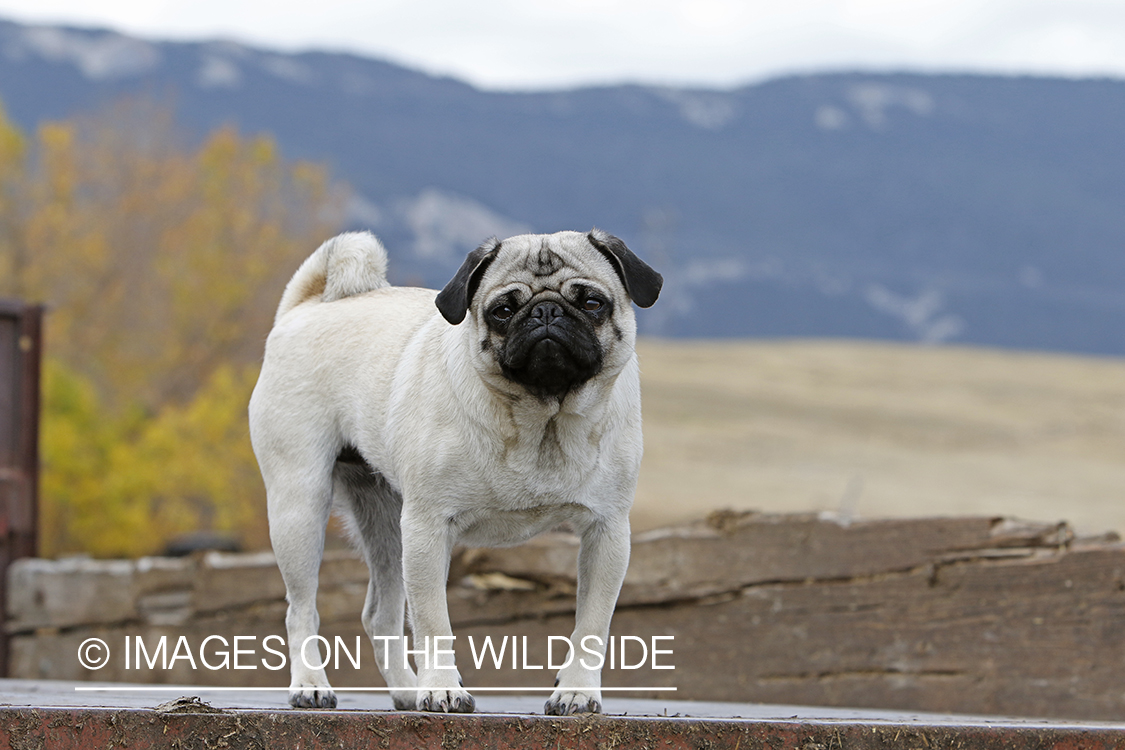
left=3, top=706, right=1120, bottom=750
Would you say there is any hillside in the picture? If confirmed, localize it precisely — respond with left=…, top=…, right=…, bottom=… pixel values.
left=1, top=18, right=1124, bottom=355
left=633, top=339, right=1125, bottom=536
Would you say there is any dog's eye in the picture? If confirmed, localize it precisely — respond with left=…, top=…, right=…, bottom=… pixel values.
left=491, top=304, right=514, bottom=321
left=583, top=298, right=604, bottom=312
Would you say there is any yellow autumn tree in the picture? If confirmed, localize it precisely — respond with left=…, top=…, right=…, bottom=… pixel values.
left=0, top=98, right=349, bottom=557
left=0, top=102, right=29, bottom=291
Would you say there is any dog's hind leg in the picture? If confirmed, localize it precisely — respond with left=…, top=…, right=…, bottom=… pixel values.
left=264, top=453, right=338, bottom=709
left=334, top=456, right=418, bottom=710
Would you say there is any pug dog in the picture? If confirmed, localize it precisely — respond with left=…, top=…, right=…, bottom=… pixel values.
left=248, top=229, right=661, bottom=715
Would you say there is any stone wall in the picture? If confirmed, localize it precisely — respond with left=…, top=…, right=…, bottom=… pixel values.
left=7, top=511, right=1125, bottom=721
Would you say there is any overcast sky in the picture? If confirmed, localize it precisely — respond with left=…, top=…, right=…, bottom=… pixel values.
left=1, top=0, right=1124, bottom=90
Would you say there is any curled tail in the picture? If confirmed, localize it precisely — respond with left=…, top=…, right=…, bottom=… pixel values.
left=275, top=231, right=390, bottom=322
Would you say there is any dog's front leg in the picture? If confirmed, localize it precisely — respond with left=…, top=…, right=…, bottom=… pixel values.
left=545, top=514, right=631, bottom=715
left=400, top=507, right=475, bottom=713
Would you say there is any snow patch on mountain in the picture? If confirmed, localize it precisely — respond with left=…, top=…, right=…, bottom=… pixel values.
left=655, top=88, right=738, bottom=130
left=847, top=83, right=934, bottom=129
left=259, top=55, right=315, bottom=85
left=865, top=284, right=964, bottom=342
left=8, top=25, right=159, bottom=80
left=197, top=55, right=241, bottom=89
left=403, top=189, right=530, bottom=262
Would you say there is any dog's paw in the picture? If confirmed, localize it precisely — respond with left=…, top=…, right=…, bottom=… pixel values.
left=288, top=685, right=338, bottom=709
left=390, top=690, right=416, bottom=711
left=417, top=688, right=475, bottom=713
left=544, top=690, right=602, bottom=715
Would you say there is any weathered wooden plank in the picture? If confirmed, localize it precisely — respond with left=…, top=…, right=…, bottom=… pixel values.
left=8, top=512, right=1076, bottom=633
left=454, top=512, right=1075, bottom=607
left=5, top=550, right=368, bottom=632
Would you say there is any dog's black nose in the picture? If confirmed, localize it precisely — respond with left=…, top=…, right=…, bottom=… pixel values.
left=530, top=301, right=565, bottom=325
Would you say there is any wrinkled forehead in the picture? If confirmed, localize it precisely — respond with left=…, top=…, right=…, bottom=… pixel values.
left=483, top=232, right=618, bottom=295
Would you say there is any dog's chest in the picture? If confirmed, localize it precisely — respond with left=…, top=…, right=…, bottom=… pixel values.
left=503, top=413, right=600, bottom=478
left=454, top=502, right=592, bottom=548
left=443, top=418, right=616, bottom=545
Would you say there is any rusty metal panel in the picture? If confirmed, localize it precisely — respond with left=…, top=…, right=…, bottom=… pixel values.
left=1, top=706, right=1123, bottom=750
left=0, top=298, right=43, bottom=678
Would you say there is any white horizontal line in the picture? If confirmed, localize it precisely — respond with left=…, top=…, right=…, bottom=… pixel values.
left=74, top=686, right=677, bottom=693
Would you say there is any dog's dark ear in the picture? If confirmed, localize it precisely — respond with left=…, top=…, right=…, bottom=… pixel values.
left=587, top=229, right=663, bottom=308
left=436, top=238, right=501, bottom=324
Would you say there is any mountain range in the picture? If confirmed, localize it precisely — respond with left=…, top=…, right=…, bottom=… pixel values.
left=2, top=18, right=1124, bottom=355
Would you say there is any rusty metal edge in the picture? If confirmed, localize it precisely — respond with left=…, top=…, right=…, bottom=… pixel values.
left=14, top=301, right=42, bottom=562
left=1, top=300, right=43, bottom=681
left=0, top=706, right=1121, bottom=750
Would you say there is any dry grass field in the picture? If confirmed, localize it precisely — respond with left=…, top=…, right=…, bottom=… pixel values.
left=632, top=339, right=1125, bottom=537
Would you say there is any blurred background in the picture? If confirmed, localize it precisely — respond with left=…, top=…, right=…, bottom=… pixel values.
left=0, top=0, right=1123, bottom=558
